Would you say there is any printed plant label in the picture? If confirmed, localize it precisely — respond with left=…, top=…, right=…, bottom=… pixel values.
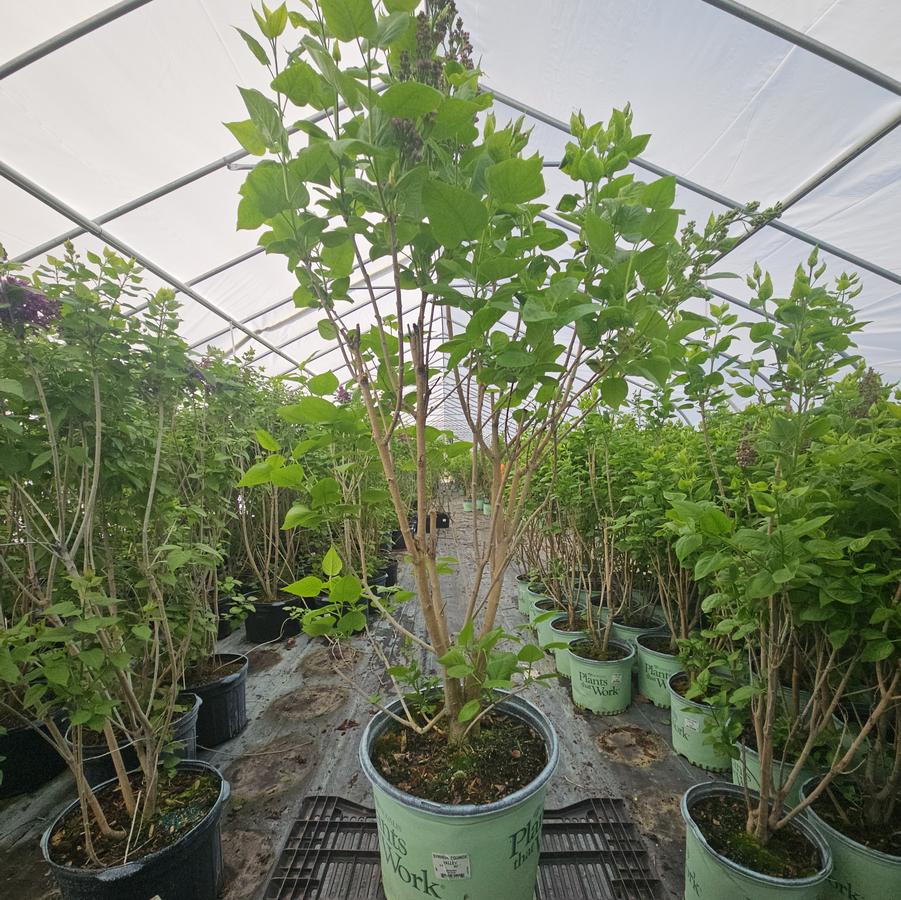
left=684, top=716, right=700, bottom=734
left=611, top=673, right=623, bottom=685
left=432, top=853, right=471, bottom=880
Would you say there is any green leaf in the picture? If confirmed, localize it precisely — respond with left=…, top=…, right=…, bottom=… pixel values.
left=517, top=644, right=544, bottom=663
left=284, top=575, right=325, bottom=597
left=322, top=545, right=343, bottom=577
left=279, top=396, right=340, bottom=424
left=431, top=97, right=481, bottom=142
left=861, top=639, right=894, bottom=662
left=255, top=428, right=280, bottom=451
left=0, top=648, right=19, bottom=684
left=318, top=319, right=338, bottom=340
left=583, top=213, right=615, bottom=259
left=0, top=378, right=25, bottom=399
left=330, top=574, right=361, bottom=604
left=320, top=0, right=377, bottom=41
left=634, top=245, right=668, bottom=290
left=422, top=180, right=488, bottom=246
left=44, top=663, right=69, bottom=686
left=694, top=551, right=729, bottom=580
left=238, top=87, right=285, bottom=149
left=131, top=624, right=152, bottom=641
left=641, top=175, right=676, bottom=209
left=486, top=156, right=545, bottom=205
left=237, top=460, right=273, bottom=487
left=308, top=371, right=339, bottom=395
left=641, top=208, right=679, bottom=245
left=271, top=60, right=323, bottom=107
left=235, top=27, right=270, bottom=65
left=238, top=161, right=309, bottom=229
left=384, top=0, right=418, bottom=10
left=224, top=119, right=266, bottom=156
left=446, top=664, right=475, bottom=678
left=600, top=376, right=628, bottom=407
left=372, top=11, right=412, bottom=47
left=379, top=80, right=442, bottom=118
left=457, top=699, right=480, bottom=722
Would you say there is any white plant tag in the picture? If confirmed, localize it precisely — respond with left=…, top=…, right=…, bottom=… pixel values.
left=611, top=673, right=623, bottom=685
left=684, top=716, right=700, bottom=733
left=432, top=853, right=471, bottom=880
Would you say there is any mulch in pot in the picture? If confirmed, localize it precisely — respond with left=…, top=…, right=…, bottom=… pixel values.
left=185, top=657, right=245, bottom=689
left=371, top=711, right=546, bottom=805
left=810, top=778, right=901, bottom=856
left=48, top=768, right=220, bottom=868
left=690, top=792, right=820, bottom=878
left=570, top=639, right=629, bottom=662
left=639, top=634, right=678, bottom=655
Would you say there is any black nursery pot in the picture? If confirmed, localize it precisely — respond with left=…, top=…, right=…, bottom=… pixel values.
left=364, top=571, right=389, bottom=617
left=184, top=653, right=249, bottom=749
left=243, top=598, right=301, bottom=643
left=0, top=714, right=67, bottom=798
left=216, top=598, right=234, bottom=640
left=384, top=557, right=399, bottom=587
left=41, top=759, right=230, bottom=900
left=78, top=694, right=202, bottom=789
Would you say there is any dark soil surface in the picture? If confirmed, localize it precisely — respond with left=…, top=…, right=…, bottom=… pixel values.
left=570, top=639, right=629, bottom=662
left=811, top=779, right=901, bottom=855
left=616, top=612, right=662, bottom=629
left=186, top=656, right=245, bottom=688
left=639, top=634, right=678, bottom=655
left=691, top=793, right=820, bottom=878
left=533, top=598, right=558, bottom=611
left=0, top=700, right=31, bottom=729
left=48, top=769, right=220, bottom=869
left=552, top=617, right=588, bottom=632
left=371, top=711, right=546, bottom=805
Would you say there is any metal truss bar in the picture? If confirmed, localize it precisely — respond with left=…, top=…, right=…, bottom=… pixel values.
left=234, top=258, right=401, bottom=362
left=0, top=0, right=153, bottom=81
left=127, top=246, right=267, bottom=317
left=9, top=85, right=383, bottom=264
left=252, top=285, right=397, bottom=366
left=492, top=86, right=901, bottom=286
left=0, top=160, right=301, bottom=369
left=275, top=299, right=421, bottom=377
left=697, top=0, right=901, bottom=97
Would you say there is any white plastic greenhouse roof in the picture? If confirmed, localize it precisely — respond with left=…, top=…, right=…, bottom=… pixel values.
left=2, top=0, right=900, bottom=382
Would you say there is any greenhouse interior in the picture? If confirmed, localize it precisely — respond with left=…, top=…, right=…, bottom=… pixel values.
left=1, top=1, right=900, bottom=899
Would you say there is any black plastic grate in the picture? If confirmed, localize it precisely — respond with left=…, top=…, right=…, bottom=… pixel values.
left=264, top=795, right=662, bottom=899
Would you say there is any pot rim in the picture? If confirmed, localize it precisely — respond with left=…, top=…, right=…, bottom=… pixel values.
left=667, top=671, right=721, bottom=711
left=568, top=637, right=635, bottom=664
left=40, top=758, right=230, bottom=875
left=799, top=775, right=901, bottom=865
left=682, top=780, right=832, bottom=885
left=185, top=652, right=249, bottom=692
left=635, top=631, right=679, bottom=656
left=67, top=692, right=203, bottom=755
left=359, top=692, right=558, bottom=818
left=548, top=613, right=588, bottom=636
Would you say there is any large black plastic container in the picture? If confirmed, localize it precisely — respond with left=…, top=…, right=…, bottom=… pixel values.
left=216, top=598, right=234, bottom=639
left=78, top=694, right=201, bottom=788
left=184, top=653, right=248, bottom=749
left=41, top=759, right=229, bottom=900
left=243, top=598, right=301, bottom=643
left=384, top=557, right=399, bottom=587
left=0, top=714, right=67, bottom=798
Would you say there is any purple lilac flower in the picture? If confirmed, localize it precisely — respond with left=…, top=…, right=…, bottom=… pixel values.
left=0, top=276, right=60, bottom=331
left=336, top=384, right=351, bottom=405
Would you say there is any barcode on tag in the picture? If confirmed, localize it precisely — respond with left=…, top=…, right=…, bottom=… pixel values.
left=432, top=853, right=471, bottom=880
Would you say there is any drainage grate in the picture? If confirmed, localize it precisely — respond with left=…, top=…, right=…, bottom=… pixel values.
left=264, top=795, right=662, bottom=899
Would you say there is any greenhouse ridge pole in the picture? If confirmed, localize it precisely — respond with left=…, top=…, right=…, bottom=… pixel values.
left=0, top=160, right=301, bottom=370
left=490, top=86, right=901, bottom=288
left=0, top=0, right=153, bottom=81
left=697, top=0, right=901, bottom=97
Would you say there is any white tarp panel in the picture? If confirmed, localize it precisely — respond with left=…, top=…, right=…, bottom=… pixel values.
left=1, top=1, right=899, bottom=381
